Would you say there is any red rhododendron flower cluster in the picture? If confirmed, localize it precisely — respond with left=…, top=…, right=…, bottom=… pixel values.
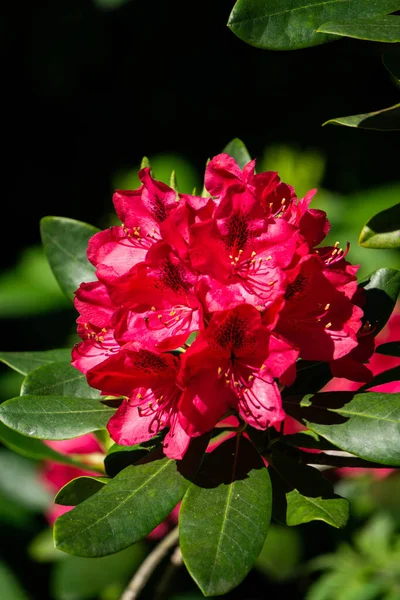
left=71, top=153, right=372, bottom=459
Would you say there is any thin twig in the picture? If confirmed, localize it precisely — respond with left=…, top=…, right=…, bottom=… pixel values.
left=153, top=545, right=183, bottom=600
left=120, top=527, right=180, bottom=600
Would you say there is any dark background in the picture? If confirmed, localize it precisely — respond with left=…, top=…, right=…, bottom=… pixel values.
left=2, top=0, right=399, bottom=273
left=0, top=2, right=399, bottom=598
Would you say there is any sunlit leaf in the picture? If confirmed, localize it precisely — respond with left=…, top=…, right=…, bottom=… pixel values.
left=0, top=395, right=115, bottom=440
left=21, top=361, right=101, bottom=399
left=359, top=203, right=400, bottom=249
left=227, top=0, right=400, bottom=50
left=40, top=217, right=99, bottom=301
left=318, top=16, right=400, bottom=43
left=323, top=103, right=400, bottom=131
left=54, top=442, right=206, bottom=557
left=222, top=138, right=252, bottom=169
left=180, top=435, right=272, bottom=596
left=286, top=391, right=400, bottom=465
left=0, top=349, right=72, bottom=376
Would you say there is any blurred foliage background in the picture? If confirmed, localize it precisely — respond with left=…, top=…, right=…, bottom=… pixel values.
left=1, top=0, right=400, bottom=598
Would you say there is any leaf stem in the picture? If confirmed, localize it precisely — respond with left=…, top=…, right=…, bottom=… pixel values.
left=119, top=527, right=180, bottom=600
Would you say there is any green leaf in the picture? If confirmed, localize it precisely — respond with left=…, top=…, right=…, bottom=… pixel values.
left=288, top=391, right=400, bottom=465
left=55, top=476, right=109, bottom=506
left=360, top=268, right=400, bottom=335
left=28, top=529, right=66, bottom=563
left=0, top=395, right=116, bottom=440
left=269, top=451, right=349, bottom=528
left=105, top=438, right=162, bottom=477
left=227, top=0, right=400, bottom=51
left=54, top=441, right=206, bottom=557
left=179, top=435, right=272, bottom=596
left=40, top=217, right=99, bottom=301
left=21, top=361, right=101, bottom=399
left=376, top=341, right=400, bottom=357
left=318, top=16, right=400, bottom=42
left=0, top=349, right=72, bottom=376
left=222, top=138, right=252, bottom=169
left=0, top=422, right=104, bottom=472
left=359, top=203, right=400, bottom=249
left=51, top=543, right=147, bottom=600
left=323, top=103, right=400, bottom=131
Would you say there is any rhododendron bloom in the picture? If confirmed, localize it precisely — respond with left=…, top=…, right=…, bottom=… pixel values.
left=71, top=152, right=373, bottom=459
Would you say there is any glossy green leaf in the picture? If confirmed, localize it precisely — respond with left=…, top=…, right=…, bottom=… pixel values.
left=180, top=435, right=272, bottom=596
left=40, top=217, right=99, bottom=301
left=54, top=444, right=205, bottom=557
left=318, top=16, right=400, bottom=42
left=0, top=422, right=104, bottom=472
left=0, top=349, right=72, bottom=376
left=227, top=0, right=400, bottom=50
left=55, top=476, right=109, bottom=506
left=269, top=451, right=349, bottom=528
left=360, top=268, right=400, bottom=335
left=21, top=361, right=101, bottom=399
left=376, top=341, right=400, bottom=357
left=359, top=203, right=400, bottom=249
left=0, top=395, right=115, bottom=440
left=287, top=392, right=400, bottom=465
left=323, top=103, right=400, bottom=130
left=222, top=138, right=252, bottom=169
left=51, top=543, right=147, bottom=600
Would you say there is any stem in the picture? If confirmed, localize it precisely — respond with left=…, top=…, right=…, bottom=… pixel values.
left=120, top=527, right=180, bottom=600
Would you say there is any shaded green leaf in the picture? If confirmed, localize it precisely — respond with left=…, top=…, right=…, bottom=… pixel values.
left=269, top=452, right=349, bottom=529
left=28, top=529, right=66, bottom=563
left=227, top=0, right=400, bottom=50
left=359, top=202, right=400, bottom=249
left=55, top=476, right=109, bottom=506
left=0, top=349, right=72, bottom=376
left=21, top=361, right=101, bottom=399
left=105, top=438, right=162, bottom=477
left=360, top=268, right=400, bottom=335
left=323, top=103, right=400, bottom=131
left=40, top=217, right=99, bottom=301
left=359, top=365, right=400, bottom=391
left=0, top=422, right=104, bottom=472
left=222, top=138, right=252, bottom=169
left=318, top=16, right=400, bottom=43
left=0, top=395, right=115, bottom=440
left=287, top=391, right=400, bottom=465
left=51, top=543, right=147, bottom=600
left=281, top=431, right=339, bottom=451
left=55, top=441, right=206, bottom=557
left=180, top=435, right=272, bottom=596
left=376, top=341, right=400, bottom=357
